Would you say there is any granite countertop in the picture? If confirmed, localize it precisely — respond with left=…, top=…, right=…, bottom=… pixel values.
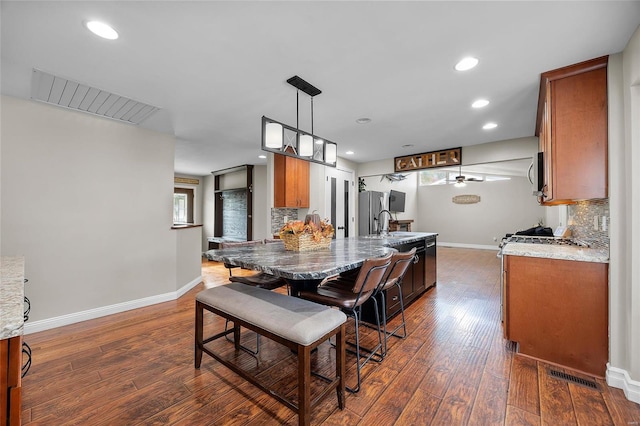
left=1, top=256, right=25, bottom=339
left=203, top=232, right=437, bottom=281
left=502, top=243, right=609, bottom=263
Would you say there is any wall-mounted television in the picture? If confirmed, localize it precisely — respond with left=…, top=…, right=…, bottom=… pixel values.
left=389, top=190, right=406, bottom=213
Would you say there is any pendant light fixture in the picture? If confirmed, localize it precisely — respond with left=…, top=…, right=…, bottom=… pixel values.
left=261, top=75, right=338, bottom=167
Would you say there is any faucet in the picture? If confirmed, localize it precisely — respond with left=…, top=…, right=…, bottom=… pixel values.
left=377, top=209, right=392, bottom=235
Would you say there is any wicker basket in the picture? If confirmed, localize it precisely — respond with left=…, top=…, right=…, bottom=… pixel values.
left=281, top=232, right=332, bottom=252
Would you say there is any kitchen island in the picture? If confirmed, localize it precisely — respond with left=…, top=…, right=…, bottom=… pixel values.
left=203, top=232, right=438, bottom=322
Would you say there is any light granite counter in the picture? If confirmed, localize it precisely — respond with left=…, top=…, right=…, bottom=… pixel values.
left=502, top=243, right=609, bottom=263
left=1, top=257, right=25, bottom=339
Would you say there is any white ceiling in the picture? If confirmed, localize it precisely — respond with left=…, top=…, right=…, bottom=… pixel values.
left=2, top=1, right=639, bottom=177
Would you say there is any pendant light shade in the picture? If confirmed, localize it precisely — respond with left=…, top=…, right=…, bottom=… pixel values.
left=299, top=134, right=313, bottom=156
left=265, top=122, right=283, bottom=149
left=325, top=142, right=337, bottom=164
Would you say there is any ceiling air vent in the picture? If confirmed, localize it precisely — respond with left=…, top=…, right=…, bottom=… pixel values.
left=30, top=69, right=160, bottom=125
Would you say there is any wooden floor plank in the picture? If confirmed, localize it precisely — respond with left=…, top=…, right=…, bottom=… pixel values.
left=508, top=354, right=541, bottom=416
left=538, top=362, right=578, bottom=425
left=505, top=404, right=542, bottom=425
left=18, top=248, right=640, bottom=425
left=467, top=371, right=509, bottom=425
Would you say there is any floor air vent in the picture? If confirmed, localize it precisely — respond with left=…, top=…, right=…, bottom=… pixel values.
left=548, top=369, right=600, bottom=391
left=31, top=69, right=160, bottom=125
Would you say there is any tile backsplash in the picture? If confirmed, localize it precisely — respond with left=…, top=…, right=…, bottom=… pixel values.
left=222, top=190, right=247, bottom=239
left=271, top=208, right=298, bottom=235
left=568, top=198, right=609, bottom=250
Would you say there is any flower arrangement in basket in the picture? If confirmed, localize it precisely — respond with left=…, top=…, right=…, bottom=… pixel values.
left=279, top=213, right=334, bottom=252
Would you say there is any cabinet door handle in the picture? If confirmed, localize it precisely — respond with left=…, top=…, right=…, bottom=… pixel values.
left=426, top=242, right=435, bottom=248
left=413, top=254, right=419, bottom=264
left=392, top=296, right=399, bottom=301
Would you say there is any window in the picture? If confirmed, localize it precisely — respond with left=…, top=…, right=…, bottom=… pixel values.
left=173, top=188, right=194, bottom=224
left=419, top=169, right=511, bottom=186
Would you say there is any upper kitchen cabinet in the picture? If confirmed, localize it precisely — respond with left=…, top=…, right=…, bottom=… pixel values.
left=535, top=56, right=608, bottom=205
left=274, top=153, right=310, bottom=208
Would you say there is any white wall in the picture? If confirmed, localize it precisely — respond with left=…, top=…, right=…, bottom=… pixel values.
left=0, top=95, right=184, bottom=325
left=608, top=23, right=640, bottom=403
left=356, top=137, right=546, bottom=247
left=418, top=176, right=546, bottom=248
left=175, top=226, right=202, bottom=291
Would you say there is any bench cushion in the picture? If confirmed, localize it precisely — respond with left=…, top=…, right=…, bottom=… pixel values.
left=196, top=283, right=347, bottom=346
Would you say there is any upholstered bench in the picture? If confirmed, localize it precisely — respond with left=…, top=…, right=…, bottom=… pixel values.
left=195, top=283, right=347, bottom=426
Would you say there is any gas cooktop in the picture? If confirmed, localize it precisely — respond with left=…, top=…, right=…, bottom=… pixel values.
left=505, top=235, right=590, bottom=247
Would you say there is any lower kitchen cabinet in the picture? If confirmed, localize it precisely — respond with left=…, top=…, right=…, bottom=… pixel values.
left=1, top=336, right=22, bottom=426
left=503, top=255, right=608, bottom=376
left=361, top=236, right=437, bottom=324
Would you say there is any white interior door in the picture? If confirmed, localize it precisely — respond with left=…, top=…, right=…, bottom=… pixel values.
left=324, top=168, right=354, bottom=239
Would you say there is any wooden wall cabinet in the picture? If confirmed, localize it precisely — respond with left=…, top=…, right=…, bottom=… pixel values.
left=535, top=56, right=608, bottom=204
left=503, top=255, right=608, bottom=376
left=274, top=154, right=309, bottom=208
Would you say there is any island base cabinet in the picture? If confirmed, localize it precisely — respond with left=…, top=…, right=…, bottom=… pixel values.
left=504, top=255, right=608, bottom=377
left=360, top=237, right=437, bottom=325
left=1, top=336, right=22, bottom=426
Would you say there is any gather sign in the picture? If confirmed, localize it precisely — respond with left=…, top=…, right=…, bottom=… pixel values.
left=394, top=147, right=461, bottom=172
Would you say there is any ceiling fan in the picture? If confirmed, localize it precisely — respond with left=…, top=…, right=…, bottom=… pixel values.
left=454, top=164, right=484, bottom=187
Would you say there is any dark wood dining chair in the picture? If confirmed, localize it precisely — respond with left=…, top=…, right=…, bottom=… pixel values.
left=297, top=252, right=392, bottom=393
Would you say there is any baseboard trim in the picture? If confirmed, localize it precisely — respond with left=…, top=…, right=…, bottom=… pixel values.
left=606, top=363, right=640, bottom=404
left=438, top=242, right=499, bottom=251
left=24, top=275, right=203, bottom=335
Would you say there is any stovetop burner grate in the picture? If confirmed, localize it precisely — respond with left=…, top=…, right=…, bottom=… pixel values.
left=505, top=235, right=589, bottom=247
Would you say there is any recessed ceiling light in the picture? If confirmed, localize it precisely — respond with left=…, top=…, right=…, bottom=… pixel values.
left=346, top=151, right=354, bottom=155
left=356, top=118, right=371, bottom=124
left=258, top=155, right=266, bottom=159
left=85, top=21, right=119, bottom=40
left=472, top=99, right=489, bottom=108
left=455, top=57, right=479, bottom=71
left=483, top=122, right=498, bottom=130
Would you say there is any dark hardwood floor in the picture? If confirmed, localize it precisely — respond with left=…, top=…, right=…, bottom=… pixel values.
left=21, top=247, right=640, bottom=425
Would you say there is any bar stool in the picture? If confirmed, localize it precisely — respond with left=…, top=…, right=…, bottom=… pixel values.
left=325, top=248, right=416, bottom=358
left=298, top=252, right=392, bottom=393
left=373, top=247, right=416, bottom=357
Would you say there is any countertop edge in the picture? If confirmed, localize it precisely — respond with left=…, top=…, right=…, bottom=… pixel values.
left=1, top=256, right=25, bottom=339
left=502, top=243, right=609, bottom=263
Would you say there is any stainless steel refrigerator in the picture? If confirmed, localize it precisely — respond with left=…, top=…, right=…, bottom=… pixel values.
left=358, top=190, right=388, bottom=235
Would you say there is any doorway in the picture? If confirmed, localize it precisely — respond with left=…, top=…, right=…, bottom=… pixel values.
left=324, top=168, right=355, bottom=239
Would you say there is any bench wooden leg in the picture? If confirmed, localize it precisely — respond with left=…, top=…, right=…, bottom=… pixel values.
left=297, top=344, right=311, bottom=426
left=195, top=301, right=203, bottom=368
